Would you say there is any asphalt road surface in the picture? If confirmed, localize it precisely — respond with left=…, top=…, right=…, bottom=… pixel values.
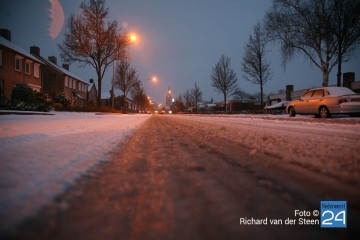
left=5, top=115, right=360, bottom=240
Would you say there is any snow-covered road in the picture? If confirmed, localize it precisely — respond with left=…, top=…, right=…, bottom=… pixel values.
left=1, top=112, right=359, bottom=232
left=168, top=114, right=360, bottom=183
left=7, top=114, right=360, bottom=240
left=0, top=112, right=150, bottom=230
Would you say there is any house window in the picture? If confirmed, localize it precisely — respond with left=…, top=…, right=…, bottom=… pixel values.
left=34, top=63, right=40, bottom=78
left=73, top=80, right=76, bottom=90
left=25, top=60, right=32, bottom=75
left=15, top=56, right=23, bottom=72
left=65, top=76, right=69, bottom=87
left=0, top=50, right=2, bottom=66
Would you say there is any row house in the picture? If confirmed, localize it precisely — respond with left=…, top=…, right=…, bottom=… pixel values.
left=0, top=29, right=42, bottom=98
left=30, top=47, right=88, bottom=107
left=0, top=29, right=88, bottom=107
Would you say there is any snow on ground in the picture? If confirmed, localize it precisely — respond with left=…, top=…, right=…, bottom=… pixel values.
left=169, top=114, right=360, bottom=184
left=0, top=112, right=150, bottom=230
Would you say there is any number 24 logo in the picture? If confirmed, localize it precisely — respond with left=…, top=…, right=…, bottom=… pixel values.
left=322, top=211, right=346, bottom=225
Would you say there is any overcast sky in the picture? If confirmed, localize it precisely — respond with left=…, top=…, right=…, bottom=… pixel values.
left=1, top=0, right=359, bottom=104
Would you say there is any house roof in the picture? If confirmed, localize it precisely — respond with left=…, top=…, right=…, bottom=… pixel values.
left=88, top=83, right=97, bottom=92
left=0, top=36, right=42, bottom=64
left=32, top=54, right=88, bottom=85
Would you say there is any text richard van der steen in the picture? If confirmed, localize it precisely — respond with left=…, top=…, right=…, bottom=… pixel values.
left=239, top=201, right=347, bottom=228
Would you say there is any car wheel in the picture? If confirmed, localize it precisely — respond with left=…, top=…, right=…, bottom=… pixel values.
left=288, top=106, right=296, bottom=117
left=319, top=106, right=331, bottom=119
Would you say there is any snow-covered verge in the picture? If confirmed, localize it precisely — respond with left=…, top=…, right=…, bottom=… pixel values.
left=0, top=112, right=150, bottom=230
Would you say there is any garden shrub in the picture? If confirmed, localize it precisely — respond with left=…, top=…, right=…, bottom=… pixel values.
left=53, top=92, right=71, bottom=107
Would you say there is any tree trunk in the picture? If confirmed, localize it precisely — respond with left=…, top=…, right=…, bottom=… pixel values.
left=337, top=55, right=342, bottom=87
left=321, top=63, right=329, bottom=87
left=97, top=73, right=102, bottom=106
left=224, top=93, right=227, bottom=113
left=260, top=83, right=263, bottom=112
left=123, top=94, right=127, bottom=113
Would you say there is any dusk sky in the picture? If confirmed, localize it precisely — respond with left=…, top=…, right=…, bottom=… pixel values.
left=1, top=0, right=359, bottom=104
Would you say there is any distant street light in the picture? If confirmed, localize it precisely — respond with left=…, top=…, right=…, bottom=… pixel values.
left=146, top=76, right=157, bottom=84
left=143, top=76, right=158, bottom=100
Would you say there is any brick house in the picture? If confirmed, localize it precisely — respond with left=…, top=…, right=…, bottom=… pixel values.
left=87, top=79, right=97, bottom=105
left=0, top=30, right=42, bottom=98
left=101, top=92, right=138, bottom=112
left=30, top=47, right=88, bottom=107
left=217, top=98, right=263, bottom=112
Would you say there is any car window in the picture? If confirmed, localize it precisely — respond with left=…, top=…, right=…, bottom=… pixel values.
left=312, top=90, right=324, bottom=98
left=324, top=90, right=330, bottom=96
left=302, top=91, right=314, bottom=98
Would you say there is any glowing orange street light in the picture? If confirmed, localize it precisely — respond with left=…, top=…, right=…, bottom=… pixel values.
left=129, top=34, right=137, bottom=43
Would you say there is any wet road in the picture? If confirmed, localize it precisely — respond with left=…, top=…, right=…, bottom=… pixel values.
left=6, top=115, right=360, bottom=239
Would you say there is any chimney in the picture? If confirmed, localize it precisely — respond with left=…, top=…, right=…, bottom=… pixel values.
left=0, top=29, right=11, bottom=41
left=89, top=78, right=94, bottom=84
left=62, top=64, right=69, bottom=70
left=30, top=46, right=40, bottom=56
left=48, top=56, right=57, bottom=65
left=343, top=72, right=355, bottom=89
left=286, top=85, right=293, bottom=101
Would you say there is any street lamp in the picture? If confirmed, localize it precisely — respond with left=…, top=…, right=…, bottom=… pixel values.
left=129, top=34, right=137, bottom=43
left=146, top=76, right=157, bottom=84
left=143, top=76, right=158, bottom=99
left=129, top=33, right=139, bottom=45
left=111, top=33, right=139, bottom=110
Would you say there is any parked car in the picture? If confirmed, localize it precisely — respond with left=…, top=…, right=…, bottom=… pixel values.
left=264, top=101, right=290, bottom=110
left=285, top=87, right=360, bottom=118
left=264, top=101, right=290, bottom=114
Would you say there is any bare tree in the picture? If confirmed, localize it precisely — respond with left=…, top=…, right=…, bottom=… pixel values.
left=330, top=0, right=360, bottom=86
left=58, top=0, right=129, bottom=106
left=173, top=95, right=185, bottom=113
left=191, top=82, right=202, bottom=113
left=183, top=90, right=193, bottom=112
left=131, top=81, right=148, bottom=112
left=265, top=0, right=339, bottom=87
left=211, top=55, right=238, bottom=112
left=114, top=59, right=139, bottom=112
left=242, top=22, right=272, bottom=109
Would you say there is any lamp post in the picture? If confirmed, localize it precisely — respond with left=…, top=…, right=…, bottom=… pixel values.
left=111, top=33, right=138, bottom=110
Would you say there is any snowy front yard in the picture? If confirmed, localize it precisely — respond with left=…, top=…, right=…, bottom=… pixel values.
left=0, top=112, right=150, bottom=230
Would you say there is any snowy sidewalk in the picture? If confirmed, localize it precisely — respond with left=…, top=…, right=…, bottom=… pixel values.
left=0, top=112, right=150, bottom=231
